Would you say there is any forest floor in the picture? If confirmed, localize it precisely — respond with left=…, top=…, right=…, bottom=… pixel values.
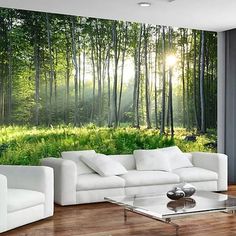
left=0, top=125, right=216, bottom=165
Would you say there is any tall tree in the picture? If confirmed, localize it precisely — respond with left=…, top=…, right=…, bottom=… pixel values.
left=118, top=22, right=128, bottom=123
left=64, top=19, right=71, bottom=124
left=133, top=24, right=142, bottom=128
left=95, top=20, right=102, bottom=126
left=71, top=17, right=80, bottom=126
left=168, top=27, right=174, bottom=138
left=200, top=30, right=206, bottom=133
left=154, top=26, right=160, bottom=129
left=33, top=15, right=41, bottom=126
left=185, top=30, right=190, bottom=130
left=193, top=30, right=200, bottom=130
left=46, top=13, right=54, bottom=125
left=107, top=43, right=112, bottom=127
left=89, top=29, right=96, bottom=122
left=7, top=12, right=13, bottom=124
left=181, top=29, right=186, bottom=128
left=160, top=26, right=166, bottom=134
left=112, top=22, right=119, bottom=127
left=144, top=24, right=151, bottom=129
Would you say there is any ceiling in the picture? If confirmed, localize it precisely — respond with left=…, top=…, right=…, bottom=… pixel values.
left=0, top=0, right=235, bottom=32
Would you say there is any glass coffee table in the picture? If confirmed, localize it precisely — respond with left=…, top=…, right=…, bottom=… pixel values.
left=105, top=191, right=236, bottom=235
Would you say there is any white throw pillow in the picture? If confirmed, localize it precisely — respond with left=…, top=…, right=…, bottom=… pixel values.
left=61, top=150, right=96, bottom=175
left=157, top=146, right=183, bottom=155
left=133, top=149, right=171, bottom=172
left=157, top=146, right=193, bottom=170
left=80, top=154, right=128, bottom=177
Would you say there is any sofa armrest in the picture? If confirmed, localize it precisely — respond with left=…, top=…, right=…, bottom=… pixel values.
left=0, top=166, right=54, bottom=218
left=191, top=152, right=228, bottom=191
left=0, top=174, right=7, bottom=233
left=41, top=158, right=77, bottom=206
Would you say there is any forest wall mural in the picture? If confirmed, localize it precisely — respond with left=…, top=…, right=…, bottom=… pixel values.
left=0, top=8, right=217, bottom=165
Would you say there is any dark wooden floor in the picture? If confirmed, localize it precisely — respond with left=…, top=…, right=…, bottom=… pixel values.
left=3, top=186, right=236, bottom=236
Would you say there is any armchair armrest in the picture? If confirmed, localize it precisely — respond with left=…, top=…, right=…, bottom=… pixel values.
left=0, top=166, right=54, bottom=218
left=0, top=174, right=7, bottom=233
left=41, top=158, right=77, bottom=206
left=191, top=152, right=228, bottom=191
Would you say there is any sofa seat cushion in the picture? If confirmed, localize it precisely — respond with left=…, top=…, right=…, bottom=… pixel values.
left=120, top=170, right=180, bottom=187
left=8, top=189, right=45, bottom=213
left=173, top=167, right=218, bottom=182
left=76, top=174, right=125, bottom=191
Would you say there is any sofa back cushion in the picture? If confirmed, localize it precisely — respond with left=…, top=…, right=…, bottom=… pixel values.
left=61, top=150, right=96, bottom=175
left=157, top=146, right=193, bottom=170
left=134, top=149, right=171, bottom=171
left=80, top=154, right=128, bottom=177
left=108, top=154, right=136, bottom=170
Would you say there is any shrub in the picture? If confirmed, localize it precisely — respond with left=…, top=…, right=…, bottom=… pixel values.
left=0, top=126, right=216, bottom=165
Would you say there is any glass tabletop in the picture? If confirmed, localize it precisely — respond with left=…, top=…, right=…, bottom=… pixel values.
left=105, top=191, right=236, bottom=219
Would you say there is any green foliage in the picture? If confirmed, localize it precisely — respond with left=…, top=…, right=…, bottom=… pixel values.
left=0, top=125, right=216, bottom=165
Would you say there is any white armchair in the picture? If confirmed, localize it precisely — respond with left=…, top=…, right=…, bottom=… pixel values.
left=0, top=165, right=54, bottom=233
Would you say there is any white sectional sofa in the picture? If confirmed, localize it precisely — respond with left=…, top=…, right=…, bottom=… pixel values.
left=0, top=165, right=54, bottom=233
left=41, top=148, right=228, bottom=206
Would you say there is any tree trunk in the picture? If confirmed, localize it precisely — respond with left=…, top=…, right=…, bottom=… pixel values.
left=7, top=14, right=13, bottom=124
left=112, top=22, right=118, bottom=127
left=181, top=29, right=186, bottom=128
left=136, top=24, right=142, bottom=128
left=90, top=36, right=96, bottom=122
left=118, top=23, right=128, bottom=124
left=82, top=46, right=86, bottom=103
left=144, top=24, right=151, bottom=129
left=193, top=30, right=200, bottom=130
left=44, top=72, right=49, bottom=124
left=65, top=32, right=70, bottom=124
left=132, top=24, right=142, bottom=128
left=95, top=22, right=102, bottom=126
left=34, top=42, right=40, bottom=126
left=185, top=31, right=190, bottom=130
left=168, top=27, right=174, bottom=138
left=200, top=31, right=206, bottom=133
left=154, top=26, right=159, bottom=129
left=160, top=26, right=166, bottom=134
left=54, top=49, right=58, bottom=122
left=78, top=36, right=82, bottom=103
left=205, top=35, right=210, bottom=129
left=71, top=17, right=80, bottom=126
left=0, top=56, right=4, bottom=124
left=46, top=13, right=54, bottom=125
left=107, top=44, right=112, bottom=127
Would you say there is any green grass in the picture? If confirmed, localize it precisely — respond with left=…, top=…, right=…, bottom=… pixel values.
left=0, top=125, right=217, bottom=165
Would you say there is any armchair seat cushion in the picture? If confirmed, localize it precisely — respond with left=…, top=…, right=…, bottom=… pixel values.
left=173, top=167, right=218, bottom=182
left=120, top=170, right=180, bottom=187
left=76, top=174, right=125, bottom=191
left=8, top=189, right=45, bottom=213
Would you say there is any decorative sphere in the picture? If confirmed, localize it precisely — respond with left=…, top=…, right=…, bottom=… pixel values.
left=181, top=183, right=196, bottom=197
left=166, top=189, right=185, bottom=200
